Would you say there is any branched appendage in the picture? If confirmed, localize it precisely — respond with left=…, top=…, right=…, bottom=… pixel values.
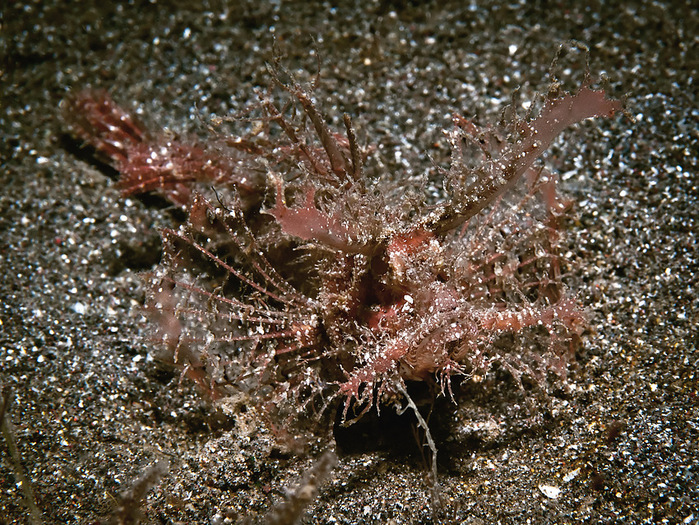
left=263, top=451, right=337, bottom=525
left=62, top=90, right=264, bottom=210
left=426, top=85, right=621, bottom=235
left=263, top=173, right=365, bottom=253
left=66, top=53, right=621, bottom=484
left=396, top=382, right=440, bottom=503
left=147, top=196, right=325, bottom=406
left=108, top=459, right=169, bottom=525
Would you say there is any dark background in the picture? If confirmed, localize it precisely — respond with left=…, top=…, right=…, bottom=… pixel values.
left=1, top=1, right=697, bottom=523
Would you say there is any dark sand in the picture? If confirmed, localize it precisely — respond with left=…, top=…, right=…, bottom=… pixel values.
left=1, top=1, right=696, bottom=523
